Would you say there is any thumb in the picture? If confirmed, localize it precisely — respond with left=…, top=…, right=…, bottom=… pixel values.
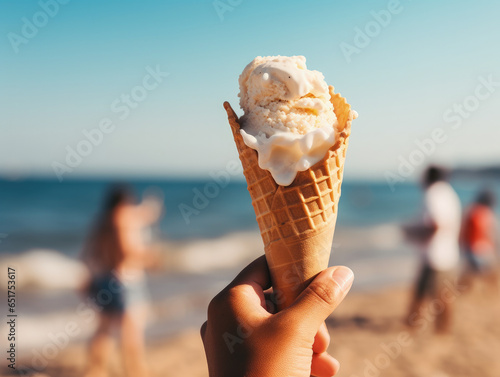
left=282, top=266, right=354, bottom=332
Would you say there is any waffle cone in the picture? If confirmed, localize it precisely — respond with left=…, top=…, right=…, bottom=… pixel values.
left=224, top=86, right=353, bottom=309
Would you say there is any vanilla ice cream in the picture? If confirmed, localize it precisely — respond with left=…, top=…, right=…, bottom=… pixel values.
left=238, top=55, right=340, bottom=186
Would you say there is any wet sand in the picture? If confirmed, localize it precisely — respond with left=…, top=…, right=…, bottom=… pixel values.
left=3, top=280, right=499, bottom=377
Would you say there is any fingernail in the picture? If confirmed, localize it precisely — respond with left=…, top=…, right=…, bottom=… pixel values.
left=331, top=267, right=354, bottom=291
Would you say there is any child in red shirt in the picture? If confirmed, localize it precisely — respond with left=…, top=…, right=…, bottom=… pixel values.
left=462, top=190, right=497, bottom=272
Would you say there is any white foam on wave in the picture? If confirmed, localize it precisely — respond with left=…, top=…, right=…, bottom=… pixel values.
left=166, top=232, right=263, bottom=273
left=0, top=249, right=89, bottom=291
left=366, top=224, right=404, bottom=250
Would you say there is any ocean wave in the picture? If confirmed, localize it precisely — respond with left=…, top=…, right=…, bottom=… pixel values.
left=0, top=249, right=88, bottom=291
left=164, top=232, right=264, bottom=273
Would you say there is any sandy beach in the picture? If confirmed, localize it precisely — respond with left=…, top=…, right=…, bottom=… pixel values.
left=4, top=278, right=499, bottom=377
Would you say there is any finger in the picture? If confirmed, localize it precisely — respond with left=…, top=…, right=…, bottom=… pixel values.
left=222, top=256, right=273, bottom=318
left=263, top=291, right=279, bottom=314
left=283, top=266, right=353, bottom=334
left=229, top=255, right=272, bottom=292
left=312, top=322, right=330, bottom=354
left=311, top=352, right=340, bottom=377
left=200, top=321, right=207, bottom=339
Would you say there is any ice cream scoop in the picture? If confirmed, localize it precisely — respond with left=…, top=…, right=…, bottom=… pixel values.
left=238, top=56, right=340, bottom=186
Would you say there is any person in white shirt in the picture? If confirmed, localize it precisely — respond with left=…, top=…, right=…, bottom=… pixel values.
left=406, top=166, right=462, bottom=333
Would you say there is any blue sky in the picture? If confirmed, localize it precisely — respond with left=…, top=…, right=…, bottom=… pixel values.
left=1, top=0, right=499, bottom=181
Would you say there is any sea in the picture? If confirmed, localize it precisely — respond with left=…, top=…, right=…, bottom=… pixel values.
left=2, top=176, right=493, bottom=255
left=0, top=176, right=498, bottom=351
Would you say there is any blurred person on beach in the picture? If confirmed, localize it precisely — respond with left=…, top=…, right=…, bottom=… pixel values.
left=460, top=189, right=499, bottom=290
left=201, top=256, right=354, bottom=377
left=81, top=184, right=163, bottom=377
left=404, top=166, right=461, bottom=333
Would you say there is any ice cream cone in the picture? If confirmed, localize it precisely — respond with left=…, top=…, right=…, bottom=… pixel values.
left=224, top=86, right=353, bottom=309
